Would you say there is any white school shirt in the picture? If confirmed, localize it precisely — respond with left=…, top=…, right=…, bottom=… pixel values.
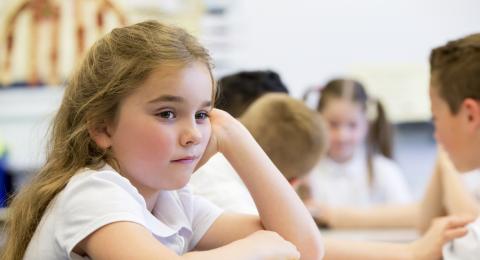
left=443, top=217, right=480, bottom=259
left=24, top=165, right=223, bottom=259
left=190, top=153, right=258, bottom=215
left=461, top=169, right=480, bottom=202
left=443, top=169, right=480, bottom=259
left=309, top=148, right=412, bottom=207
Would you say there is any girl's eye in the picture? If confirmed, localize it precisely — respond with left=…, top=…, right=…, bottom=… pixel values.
left=157, top=111, right=175, bottom=119
left=329, top=121, right=340, bottom=128
left=195, top=112, right=209, bottom=120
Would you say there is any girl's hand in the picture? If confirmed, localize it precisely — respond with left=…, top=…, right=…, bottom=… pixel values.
left=409, top=215, right=474, bottom=260
left=238, top=230, right=300, bottom=260
left=196, top=109, right=246, bottom=169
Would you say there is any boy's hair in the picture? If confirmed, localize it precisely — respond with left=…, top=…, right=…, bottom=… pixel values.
left=240, top=93, right=327, bottom=180
left=317, top=78, right=394, bottom=185
left=430, top=33, right=480, bottom=114
left=216, top=70, right=289, bottom=117
left=2, top=21, right=214, bottom=260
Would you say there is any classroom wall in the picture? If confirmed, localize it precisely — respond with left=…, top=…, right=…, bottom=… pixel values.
left=224, top=0, right=480, bottom=122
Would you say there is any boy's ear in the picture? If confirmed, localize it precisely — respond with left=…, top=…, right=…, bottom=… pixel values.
left=462, top=98, right=480, bottom=131
left=88, top=122, right=113, bottom=149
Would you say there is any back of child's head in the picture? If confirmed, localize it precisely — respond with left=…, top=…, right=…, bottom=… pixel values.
left=216, top=70, right=289, bottom=117
left=240, top=93, right=327, bottom=181
left=2, top=20, right=213, bottom=260
left=430, top=33, right=480, bottom=113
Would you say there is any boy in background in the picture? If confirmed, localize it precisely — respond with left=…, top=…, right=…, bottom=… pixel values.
left=215, top=70, right=289, bottom=118
left=429, top=33, right=480, bottom=259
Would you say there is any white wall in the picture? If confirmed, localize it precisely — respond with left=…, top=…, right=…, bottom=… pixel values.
left=224, top=0, right=480, bottom=121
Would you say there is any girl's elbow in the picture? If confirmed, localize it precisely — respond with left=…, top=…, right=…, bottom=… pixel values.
left=302, top=236, right=325, bottom=260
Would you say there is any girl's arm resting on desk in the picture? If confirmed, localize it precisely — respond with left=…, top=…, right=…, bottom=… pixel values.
left=208, top=109, right=324, bottom=260
left=77, top=220, right=300, bottom=260
left=323, top=215, right=473, bottom=260
left=307, top=201, right=418, bottom=229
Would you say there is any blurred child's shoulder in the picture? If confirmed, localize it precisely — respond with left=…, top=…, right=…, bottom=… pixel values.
left=373, top=154, right=401, bottom=171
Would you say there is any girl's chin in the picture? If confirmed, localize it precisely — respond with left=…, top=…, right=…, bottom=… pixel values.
left=329, top=153, right=354, bottom=163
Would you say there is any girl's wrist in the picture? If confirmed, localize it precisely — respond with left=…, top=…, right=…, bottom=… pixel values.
left=405, top=242, right=421, bottom=260
left=217, top=120, right=253, bottom=156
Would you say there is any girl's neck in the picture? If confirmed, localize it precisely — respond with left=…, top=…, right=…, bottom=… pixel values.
left=124, top=176, right=160, bottom=212
left=136, top=185, right=160, bottom=212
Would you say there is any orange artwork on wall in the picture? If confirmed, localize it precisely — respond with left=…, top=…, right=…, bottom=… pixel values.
left=1, top=0, right=127, bottom=87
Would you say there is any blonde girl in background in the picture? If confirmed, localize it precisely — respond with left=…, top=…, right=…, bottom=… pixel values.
left=2, top=21, right=323, bottom=260
left=306, top=79, right=411, bottom=220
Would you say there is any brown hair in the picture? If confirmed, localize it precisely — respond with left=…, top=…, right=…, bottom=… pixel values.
left=430, top=33, right=480, bottom=114
left=316, top=78, right=394, bottom=185
left=2, top=20, right=214, bottom=260
left=240, top=93, right=327, bottom=180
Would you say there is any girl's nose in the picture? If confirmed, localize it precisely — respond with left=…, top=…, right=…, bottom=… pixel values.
left=180, top=123, right=202, bottom=147
left=335, top=127, right=350, bottom=142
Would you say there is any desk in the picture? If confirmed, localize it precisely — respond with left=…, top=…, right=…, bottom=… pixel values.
left=321, top=228, right=419, bottom=243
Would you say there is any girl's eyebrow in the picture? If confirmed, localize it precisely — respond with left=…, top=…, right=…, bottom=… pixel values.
left=148, top=95, right=212, bottom=107
left=148, top=95, right=184, bottom=103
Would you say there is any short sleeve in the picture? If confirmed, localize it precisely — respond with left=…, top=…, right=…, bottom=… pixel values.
left=178, top=187, right=223, bottom=251
left=443, top=217, right=480, bottom=259
left=54, top=170, right=148, bottom=256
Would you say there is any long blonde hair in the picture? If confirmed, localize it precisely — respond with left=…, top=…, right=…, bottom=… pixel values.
left=2, top=20, right=214, bottom=260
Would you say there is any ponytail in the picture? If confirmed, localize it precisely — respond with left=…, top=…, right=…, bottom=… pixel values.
left=366, top=100, right=394, bottom=187
left=367, top=100, right=394, bottom=159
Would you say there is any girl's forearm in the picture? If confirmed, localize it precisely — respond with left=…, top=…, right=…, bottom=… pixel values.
left=222, top=125, right=324, bottom=260
left=183, top=239, right=249, bottom=260
left=328, top=203, right=418, bottom=229
left=323, top=238, right=414, bottom=260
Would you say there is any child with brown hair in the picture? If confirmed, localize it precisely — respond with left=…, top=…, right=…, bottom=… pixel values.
left=191, top=93, right=327, bottom=215
left=1, top=21, right=323, bottom=260
left=427, top=32, right=480, bottom=259
left=307, top=79, right=411, bottom=209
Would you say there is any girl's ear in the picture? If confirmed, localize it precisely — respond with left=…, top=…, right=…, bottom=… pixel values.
left=462, top=98, right=480, bottom=132
left=88, top=122, right=113, bottom=149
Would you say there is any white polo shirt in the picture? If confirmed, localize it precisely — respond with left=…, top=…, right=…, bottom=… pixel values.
left=190, top=153, right=258, bottom=215
left=309, top=148, right=412, bottom=207
left=24, top=165, right=223, bottom=259
left=443, top=217, right=480, bottom=260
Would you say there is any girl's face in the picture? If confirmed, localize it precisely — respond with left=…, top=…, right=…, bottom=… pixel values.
left=321, top=98, right=368, bottom=163
left=104, top=62, right=213, bottom=194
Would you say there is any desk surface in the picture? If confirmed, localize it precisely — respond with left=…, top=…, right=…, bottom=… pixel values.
left=321, top=228, right=419, bottom=243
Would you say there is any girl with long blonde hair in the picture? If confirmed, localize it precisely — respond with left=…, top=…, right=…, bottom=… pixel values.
left=2, top=20, right=323, bottom=260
